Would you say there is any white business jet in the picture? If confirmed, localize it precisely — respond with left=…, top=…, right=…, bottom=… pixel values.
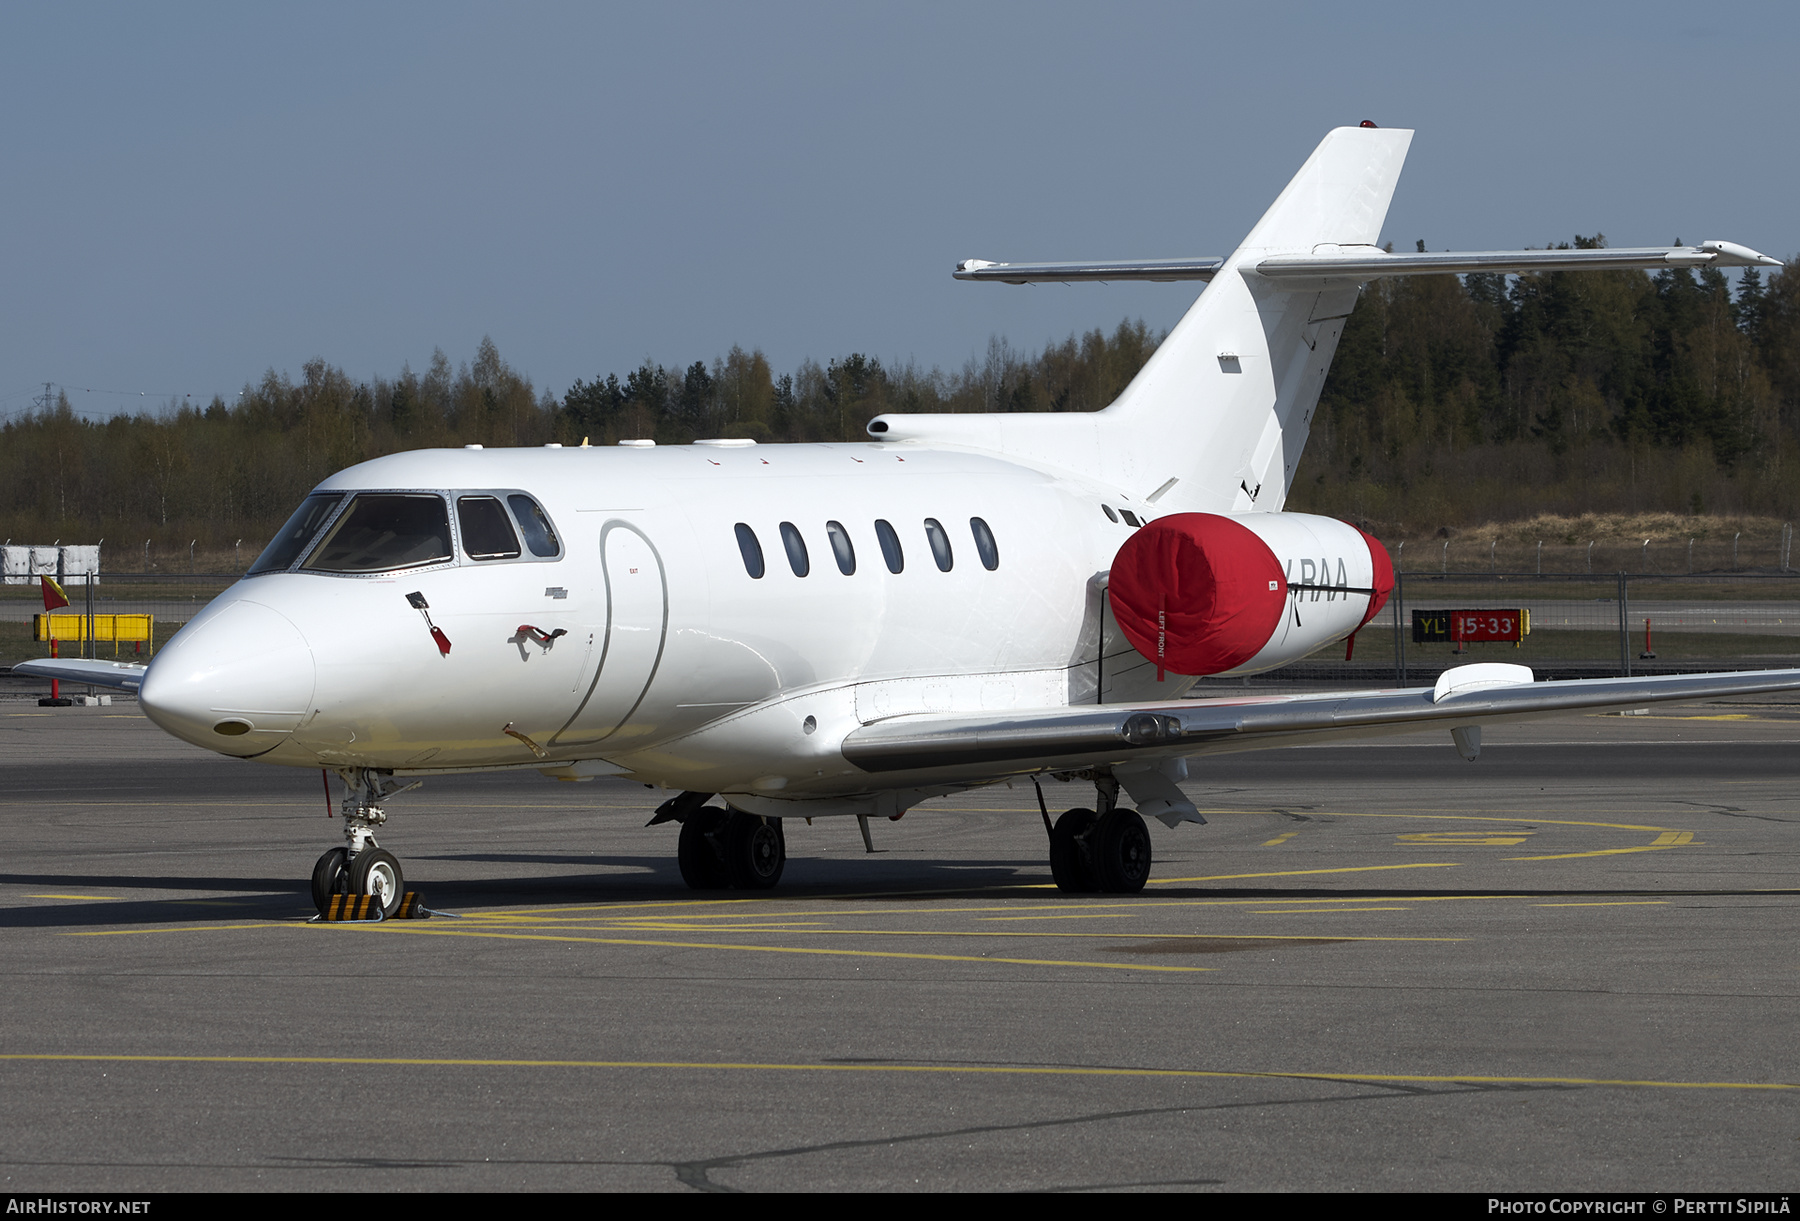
left=24, top=124, right=1795, bottom=916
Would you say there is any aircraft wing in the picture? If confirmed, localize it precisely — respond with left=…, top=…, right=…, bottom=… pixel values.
left=841, top=667, right=1800, bottom=776
left=11, top=658, right=148, bottom=691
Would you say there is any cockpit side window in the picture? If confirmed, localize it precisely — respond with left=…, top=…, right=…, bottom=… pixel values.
left=458, top=496, right=522, bottom=560
left=507, top=494, right=561, bottom=558
left=303, top=493, right=453, bottom=573
left=249, top=493, right=344, bottom=575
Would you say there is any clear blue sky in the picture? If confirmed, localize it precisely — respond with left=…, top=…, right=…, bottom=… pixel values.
left=3, top=1, right=1795, bottom=419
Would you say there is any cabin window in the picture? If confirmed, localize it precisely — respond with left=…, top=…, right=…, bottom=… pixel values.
left=875, top=519, right=903, bottom=573
left=1120, top=509, right=1141, bottom=527
left=457, top=496, right=522, bottom=560
left=249, top=493, right=344, bottom=574
left=780, top=521, right=810, bottom=577
left=826, top=520, right=856, bottom=575
left=924, top=518, right=953, bottom=572
left=507, top=494, right=561, bottom=557
left=1102, top=504, right=1119, bottom=523
left=303, top=493, right=453, bottom=573
left=734, top=523, right=765, bottom=578
left=969, top=517, right=999, bottom=571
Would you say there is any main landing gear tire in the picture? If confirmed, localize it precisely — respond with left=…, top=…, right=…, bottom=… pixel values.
left=678, top=808, right=732, bottom=889
left=1094, top=808, right=1152, bottom=894
left=677, top=808, right=786, bottom=890
left=1049, top=808, right=1099, bottom=893
left=311, top=847, right=349, bottom=915
left=1049, top=807, right=1152, bottom=894
left=724, top=813, right=785, bottom=890
left=350, top=848, right=406, bottom=919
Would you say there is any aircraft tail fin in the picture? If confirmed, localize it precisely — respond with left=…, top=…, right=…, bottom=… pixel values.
left=1235, top=124, right=1411, bottom=251
left=1100, top=125, right=1413, bottom=514
left=867, top=126, right=1414, bottom=515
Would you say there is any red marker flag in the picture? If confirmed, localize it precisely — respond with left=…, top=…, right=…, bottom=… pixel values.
left=40, top=575, right=70, bottom=611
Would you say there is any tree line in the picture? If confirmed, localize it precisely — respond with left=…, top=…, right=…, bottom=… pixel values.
left=0, top=324, right=1158, bottom=564
left=0, top=240, right=1795, bottom=566
left=1287, top=239, right=1800, bottom=527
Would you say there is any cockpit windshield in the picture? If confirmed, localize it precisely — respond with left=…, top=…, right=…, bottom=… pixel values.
left=302, top=493, right=454, bottom=573
left=248, top=493, right=344, bottom=575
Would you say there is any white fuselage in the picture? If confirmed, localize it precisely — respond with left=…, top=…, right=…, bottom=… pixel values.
left=137, top=441, right=1377, bottom=808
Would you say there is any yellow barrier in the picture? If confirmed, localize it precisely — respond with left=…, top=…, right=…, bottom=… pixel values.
left=34, top=613, right=155, bottom=656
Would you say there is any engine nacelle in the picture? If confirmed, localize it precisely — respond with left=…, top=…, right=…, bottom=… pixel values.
left=1107, top=512, right=1393, bottom=677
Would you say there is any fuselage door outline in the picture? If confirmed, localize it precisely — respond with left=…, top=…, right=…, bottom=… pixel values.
left=550, top=518, right=669, bottom=746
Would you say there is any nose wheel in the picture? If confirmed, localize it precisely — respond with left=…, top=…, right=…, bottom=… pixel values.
left=311, top=845, right=407, bottom=918
left=311, top=847, right=348, bottom=913
left=351, top=849, right=405, bottom=917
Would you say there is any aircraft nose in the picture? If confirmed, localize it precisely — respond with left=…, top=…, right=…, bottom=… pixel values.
left=139, top=599, right=317, bottom=757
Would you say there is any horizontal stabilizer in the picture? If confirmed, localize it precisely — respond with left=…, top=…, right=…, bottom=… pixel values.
left=1251, top=240, right=1782, bottom=289
left=12, top=658, right=147, bottom=690
left=957, top=242, right=1781, bottom=290
left=954, top=257, right=1225, bottom=284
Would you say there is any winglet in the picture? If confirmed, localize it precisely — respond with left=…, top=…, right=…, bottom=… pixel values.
left=1700, top=239, right=1783, bottom=268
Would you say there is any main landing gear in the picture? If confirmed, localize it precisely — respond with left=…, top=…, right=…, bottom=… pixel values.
left=649, top=781, right=1150, bottom=896
left=1045, top=775, right=1153, bottom=894
left=311, top=769, right=418, bottom=918
left=654, top=792, right=786, bottom=890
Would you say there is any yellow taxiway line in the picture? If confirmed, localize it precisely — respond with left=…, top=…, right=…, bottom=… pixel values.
left=363, top=924, right=1218, bottom=972
left=1150, top=862, right=1458, bottom=884
left=1509, top=831, right=1696, bottom=861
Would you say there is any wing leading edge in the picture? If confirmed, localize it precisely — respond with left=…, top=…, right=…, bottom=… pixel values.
left=841, top=667, right=1800, bottom=776
left=11, top=658, right=147, bottom=690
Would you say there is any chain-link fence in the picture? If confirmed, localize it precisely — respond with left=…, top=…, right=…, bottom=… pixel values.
left=1396, top=527, right=1797, bottom=578
left=0, top=573, right=240, bottom=668
left=1216, top=570, right=1800, bottom=689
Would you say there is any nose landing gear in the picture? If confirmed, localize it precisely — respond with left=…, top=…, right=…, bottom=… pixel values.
left=312, top=769, right=417, bottom=918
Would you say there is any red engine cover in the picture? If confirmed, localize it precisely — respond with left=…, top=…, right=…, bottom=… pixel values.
left=1354, top=525, right=1395, bottom=630
left=1107, top=513, right=1288, bottom=676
